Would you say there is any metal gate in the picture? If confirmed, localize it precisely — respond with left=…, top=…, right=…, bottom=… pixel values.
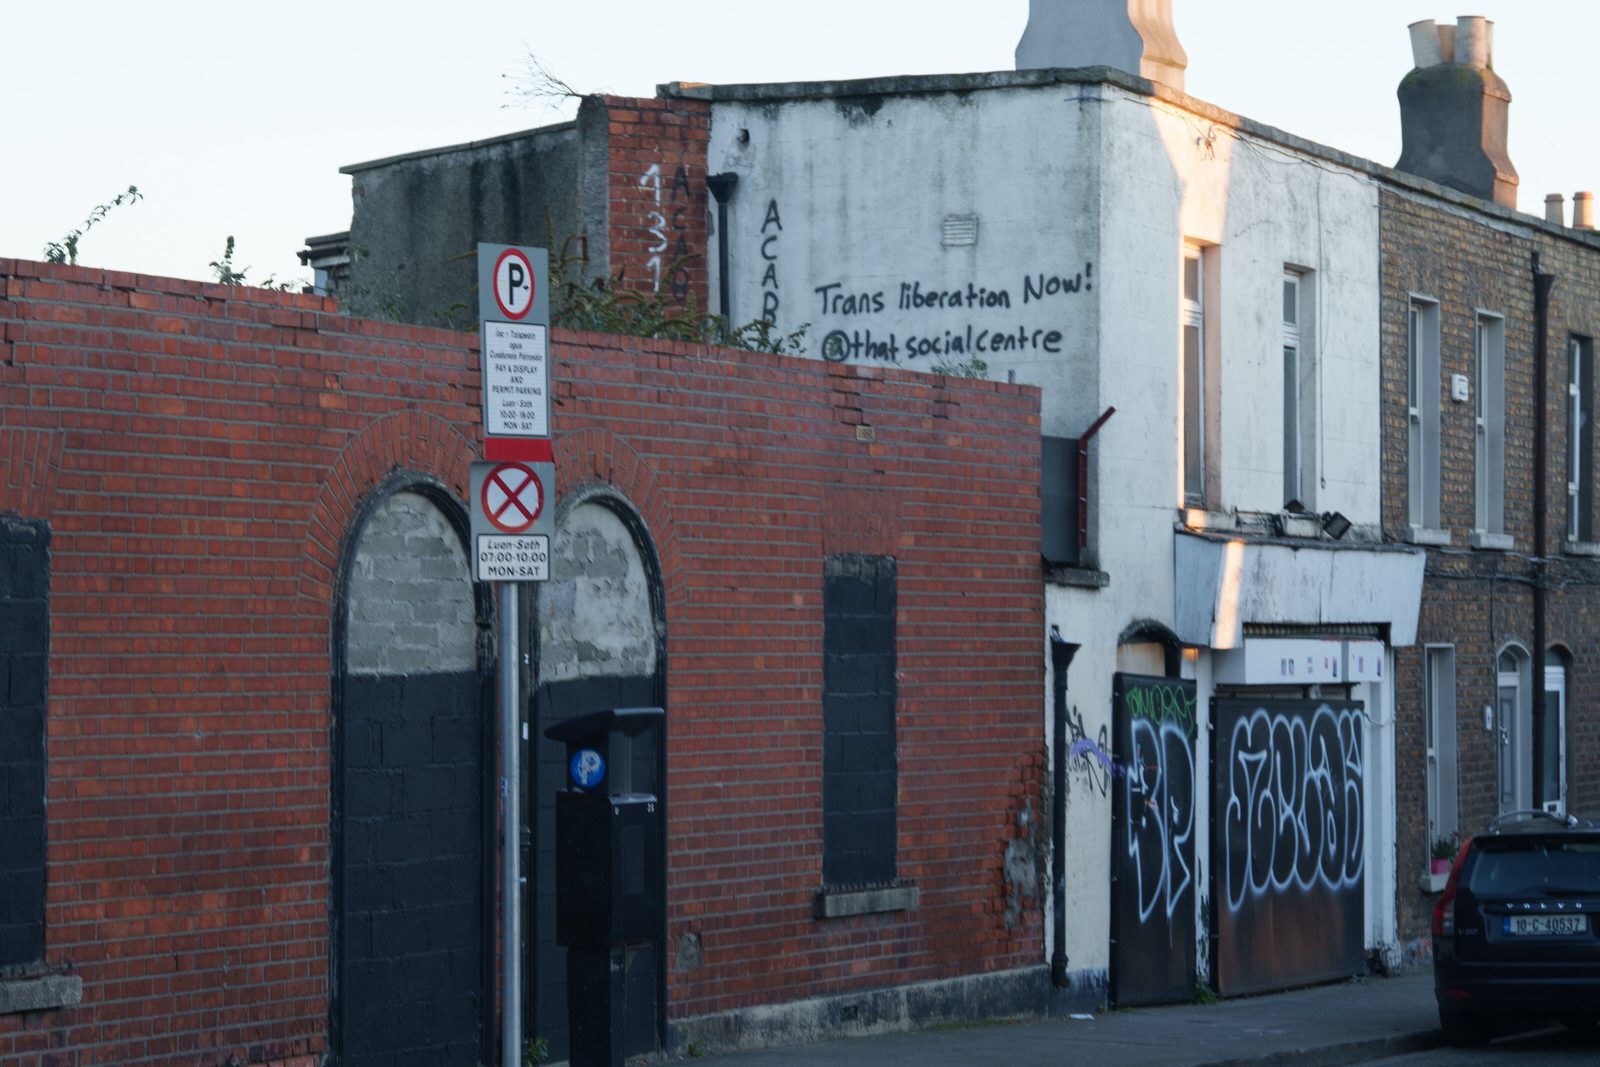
left=1110, top=674, right=1198, bottom=1007
left=1212, top=698, right=1365, bottom=996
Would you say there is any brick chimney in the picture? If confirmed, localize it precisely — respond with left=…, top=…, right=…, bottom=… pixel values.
left=1015, top=0, right=1188, bottom=93
left=1396, top=17, right=1517, bottom=208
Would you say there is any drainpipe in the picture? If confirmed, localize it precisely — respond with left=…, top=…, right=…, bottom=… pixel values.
left=707, top=173, right=739, bottom=325
left=1049, top=628, right=1081, bottom=988
left=1532, top=252, right=1556, bottom=807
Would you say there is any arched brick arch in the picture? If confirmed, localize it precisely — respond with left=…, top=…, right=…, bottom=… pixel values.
left=0, top=428, right=64, bottom=520
left=297, top=410, right=475, bottom=617
left=552, top=426, right=680, bottom=607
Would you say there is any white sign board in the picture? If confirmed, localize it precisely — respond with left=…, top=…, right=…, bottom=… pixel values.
left=482, top=322, right=549, bottom=438
left=476, top=534, right=550, bottom=582
left=470, top=461, right=555, bottom=583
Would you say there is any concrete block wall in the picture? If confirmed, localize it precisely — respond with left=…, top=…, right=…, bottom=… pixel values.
left=0, top=256, right=1042, bottom=1062
left=1379, top=189, right=1600, bottom=949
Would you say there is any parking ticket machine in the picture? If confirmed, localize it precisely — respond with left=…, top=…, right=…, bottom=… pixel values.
left=545, top=707, right=664, bottom=1067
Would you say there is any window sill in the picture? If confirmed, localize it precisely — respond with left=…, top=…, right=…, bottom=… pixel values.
left=0, top=973, right=82, bottom=1016
left=1045, top=564, right=1109, bottom=589
left=814, top=883, right=919, bottom=919
left=1470, top=531, right=1514, bottom=551
left=1564, top=540, right=1600, bottom=557
left=1406, top=526, right=1452, bottom=547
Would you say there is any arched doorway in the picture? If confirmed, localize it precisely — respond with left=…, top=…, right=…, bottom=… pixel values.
left=331, top=482, right=495, bottom=1066
left=1496, top=644, right=1529, bottom=814
left=531, top=492, right=666, bottom=1063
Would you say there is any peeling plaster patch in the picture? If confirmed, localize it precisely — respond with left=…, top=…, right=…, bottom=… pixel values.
left=676, top=930, right=704, bottom=972
left=346, top=491, right=475, bottom=675
left=538, top=502, right=656, bottom=683
left=1003, top=799, right=1040, bottom=930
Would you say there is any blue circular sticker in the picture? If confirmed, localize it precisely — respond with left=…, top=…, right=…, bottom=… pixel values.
left=570, top=748, right=606, bottom=789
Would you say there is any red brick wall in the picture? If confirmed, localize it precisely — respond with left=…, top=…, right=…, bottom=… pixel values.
left=1380, top=190, right=1600, bottom=949
left=598, top=94, right=712, bottom=312
left=0, top=258, right=1042, bottom=1063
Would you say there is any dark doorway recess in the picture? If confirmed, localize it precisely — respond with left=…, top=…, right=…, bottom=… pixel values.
left=529, top=494, right=667, bottom=1064
left=330, top=478, right=496, bottom=1067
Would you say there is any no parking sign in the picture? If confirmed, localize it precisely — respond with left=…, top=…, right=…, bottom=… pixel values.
left=469, top=460, right=554, bottom=582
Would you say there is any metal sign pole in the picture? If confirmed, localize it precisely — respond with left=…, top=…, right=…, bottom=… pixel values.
left=500, top=583, right=522, bottom=1067
left=476, top=241, right=549, bottom=1067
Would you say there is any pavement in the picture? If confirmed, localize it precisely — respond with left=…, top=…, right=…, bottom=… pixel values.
left=687, top=970, right=1442, bottom=1066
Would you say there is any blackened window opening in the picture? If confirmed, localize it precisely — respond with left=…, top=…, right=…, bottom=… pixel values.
left=0, top=518, right=49, bottom=968
left=822, top=554, right=897, bottom=889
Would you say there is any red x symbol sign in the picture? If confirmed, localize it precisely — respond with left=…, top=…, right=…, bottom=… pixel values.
left=480, top=462, right=544, bottom=533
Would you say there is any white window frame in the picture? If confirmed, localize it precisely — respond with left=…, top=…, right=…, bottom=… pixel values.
left=1183, top=246, right=1205, bottom=507
left=1543, top=651, right=1569, bottom=815
left=1472, top=312, right=1506, bottom=543
left=1283, top=271, right=1303, bottom=506
left=1407, top=298, right=1442, bottom=536
left=1570, top=337, right=1593, bottom=543
left=1424, top=645, right=1458, bottom=849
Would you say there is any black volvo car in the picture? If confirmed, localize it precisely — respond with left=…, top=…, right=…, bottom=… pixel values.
left=1432, top=811, right=1600, bottom=1046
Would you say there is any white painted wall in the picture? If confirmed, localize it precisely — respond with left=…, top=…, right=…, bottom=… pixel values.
left=708, top=84, right=1105, bottom=440
left=707, top=73, right=1389, bottom=991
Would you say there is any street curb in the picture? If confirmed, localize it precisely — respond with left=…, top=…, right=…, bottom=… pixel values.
left=1196, top=1028, right=1444, bottom=1067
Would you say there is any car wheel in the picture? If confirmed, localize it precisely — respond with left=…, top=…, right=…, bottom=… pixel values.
left=1439, top=1009, right=1492, bottom=1047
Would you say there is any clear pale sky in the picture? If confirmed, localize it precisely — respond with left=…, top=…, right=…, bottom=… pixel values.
left=6, top=2, right=1598, bottom=287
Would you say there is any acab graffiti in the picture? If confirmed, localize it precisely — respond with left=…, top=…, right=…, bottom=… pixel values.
left=1221, top=704, right=1364, bottom=912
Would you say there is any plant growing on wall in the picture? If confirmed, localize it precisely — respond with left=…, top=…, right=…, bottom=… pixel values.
left=931, top=355, right=990, bottom=379
left=550, top=232, right=808, bottom=356
left=209, top=236, right=302, bottom=291
left=44, top=185, right=142, bottom=266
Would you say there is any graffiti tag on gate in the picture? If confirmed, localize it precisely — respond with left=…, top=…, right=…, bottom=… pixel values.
left=1128, top=718, right=1196, bottom=924
left=1220, top=703, right=1364, bottom=913
left=1110, top=673, right=1198, bottom=1007
left=1122, top=683, right=1197, bottom=925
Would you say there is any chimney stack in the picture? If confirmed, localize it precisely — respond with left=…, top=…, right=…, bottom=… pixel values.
left=1395, top=17, right=1517, bottom=208
left=1575, top=192, right=1596, bottom=230
left=1016, top=0, right=1188, bottom=93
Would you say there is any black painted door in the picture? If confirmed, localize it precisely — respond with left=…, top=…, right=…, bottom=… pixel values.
left=335, top=489, right=492, bottom=1066
left=1110, top=674, right=1198, bottom=1007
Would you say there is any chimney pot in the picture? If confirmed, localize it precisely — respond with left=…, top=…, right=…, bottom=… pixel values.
left=1408, top=20, right=1442, bottom=67
left=1436, top=22, right=1456, bottom=64
left=1546, top=194, right=1568, bottom=226
left=1454, top=16, right=1491, bottom=68
left=1575, top=192, right=1595, bottom=230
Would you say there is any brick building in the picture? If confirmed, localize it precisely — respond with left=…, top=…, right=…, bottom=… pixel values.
left=1376, top=18, right=1600, bottom=954
left=0, top=257, right=1045, bottom=1065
